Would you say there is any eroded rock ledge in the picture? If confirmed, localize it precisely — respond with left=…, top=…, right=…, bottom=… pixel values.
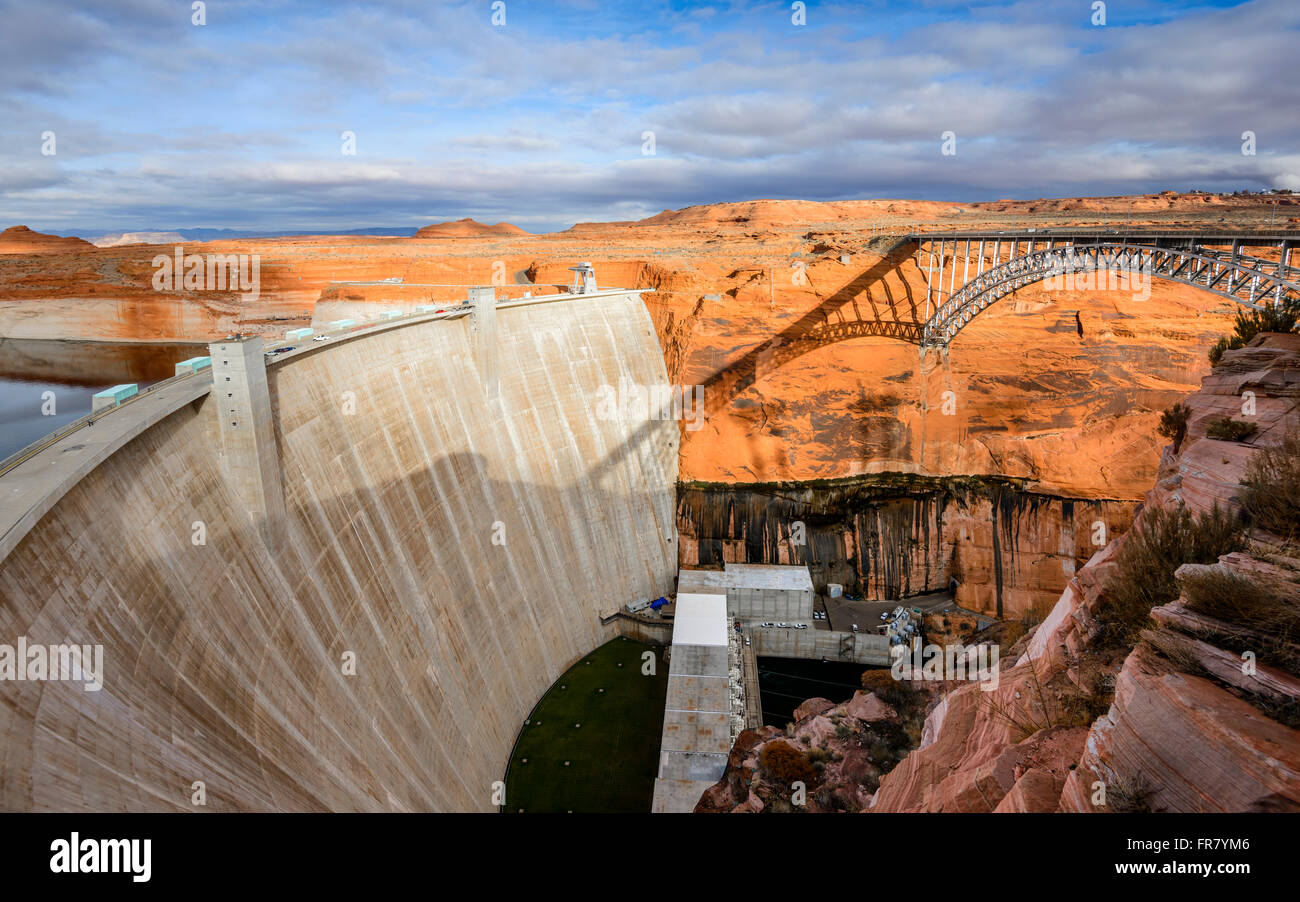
left=700, top=333, right=1300, bottom=813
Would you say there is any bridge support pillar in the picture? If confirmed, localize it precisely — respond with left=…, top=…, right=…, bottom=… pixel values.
left=469, top=286, right=500, bottom=400
left=208, top=337, right=287, bottom=549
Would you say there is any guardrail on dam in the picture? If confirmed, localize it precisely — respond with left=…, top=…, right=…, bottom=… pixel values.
left=0, top=288, right=678, bottom=811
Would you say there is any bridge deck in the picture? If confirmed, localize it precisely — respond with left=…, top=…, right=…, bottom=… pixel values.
left=910, top=228, right=1299, bottom=246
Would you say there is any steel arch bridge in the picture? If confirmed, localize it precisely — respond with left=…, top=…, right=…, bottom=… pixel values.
left=694, top=228, right=1299, bottom=418
left=909, top=230, right=1300, bottom=348
left=921, top=242, right=1300, bottom=347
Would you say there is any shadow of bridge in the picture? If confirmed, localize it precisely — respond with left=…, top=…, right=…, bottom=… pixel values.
left=698, top=240, right=922, bottom=417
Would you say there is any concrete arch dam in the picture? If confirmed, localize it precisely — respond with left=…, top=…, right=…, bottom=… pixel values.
left=0, top=290, right=678, bottom=811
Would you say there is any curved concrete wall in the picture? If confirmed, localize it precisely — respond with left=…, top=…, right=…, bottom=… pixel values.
left=0, top=293, right=677, bottom=811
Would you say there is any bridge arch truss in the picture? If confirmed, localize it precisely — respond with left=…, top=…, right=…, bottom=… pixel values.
left=920, top=242, right=1300, bottom=348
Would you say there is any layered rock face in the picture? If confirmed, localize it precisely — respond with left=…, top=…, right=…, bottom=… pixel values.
left=699, top=332, right=1297, bottom=814
left=678, top=478, right=1136, bottom=619
left=868, top=333, right=1300, bottom=813
left=0, top=294, right=677, bottom=811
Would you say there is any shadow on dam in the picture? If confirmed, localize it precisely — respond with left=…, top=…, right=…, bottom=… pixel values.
left=0, top=419, right=674, bottom=810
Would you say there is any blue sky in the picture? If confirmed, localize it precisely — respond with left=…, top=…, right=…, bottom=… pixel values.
left=1, top=0, right=1296, bottom=234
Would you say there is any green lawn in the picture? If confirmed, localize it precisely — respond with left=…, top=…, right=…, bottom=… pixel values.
left=503, top=636, right=668, bottom=813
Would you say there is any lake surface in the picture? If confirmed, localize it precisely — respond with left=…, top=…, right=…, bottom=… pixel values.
left=0, top=339, right=206, bottom=461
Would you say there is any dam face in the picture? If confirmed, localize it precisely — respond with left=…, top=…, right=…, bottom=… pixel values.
left=0, top=292, right=677, bottom=811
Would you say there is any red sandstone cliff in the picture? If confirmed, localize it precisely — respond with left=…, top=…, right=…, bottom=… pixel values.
left=875, top=333, right=1300, bottom=813
left=701, top=333, right=1300, bottom=813
left=0, top=225, right=93, bottom=254
left=414, top=218, right=528, bottom=238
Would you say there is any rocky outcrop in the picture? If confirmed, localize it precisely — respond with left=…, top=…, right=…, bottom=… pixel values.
left=696, top=690, right=911, bottom=813
left=704, top=332, right=1298, bottom=814
left=1060, top=645, right=1300, bottom=812
left=414, top=218, right=528, bottom=238
left=865, top=333, right=1300, bottom=814
left=0, top=225, right=93, bottom=254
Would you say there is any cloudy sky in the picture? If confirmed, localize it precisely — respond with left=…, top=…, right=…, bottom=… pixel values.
left=2, top=0, right=1297, bottom=234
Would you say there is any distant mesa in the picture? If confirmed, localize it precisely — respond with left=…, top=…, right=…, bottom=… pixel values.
left=0, top=225, right=94, bottom=254
left=92, top=231, right=186, bottom=248
left=414, top=218, right=528, bottom=238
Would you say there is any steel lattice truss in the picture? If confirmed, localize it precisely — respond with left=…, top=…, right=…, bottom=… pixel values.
left=921, top=243, right=1300, bottom=348
left=799, top=318, right=923, bottom=345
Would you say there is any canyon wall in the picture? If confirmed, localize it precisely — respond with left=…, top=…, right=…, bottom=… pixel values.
left=0, top=199, right=1252, bottom=504
left=677, top=478, right=1136, bottom=618
left=0, top=293, right=677, bottom=811
left=871, top=334, right=1300, bottom=813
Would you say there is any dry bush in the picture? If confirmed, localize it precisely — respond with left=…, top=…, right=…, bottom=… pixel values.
left=758, top=740, right=817, bottom=788
left=1104, top=773, right=1156, bottom=813
left=1158, top=403, right=1190, bottom=453
left=1181, top=569, right=1300, bottom=674
left=1095, top=503, right=1245, bottom=646
left=1241, top=428, right=1300, bottom=542
left=1205, top=416, right=1259, bottom=442
left=859, top=669, right=913, bottom=711
left=805, top=745, right=833, bottom=765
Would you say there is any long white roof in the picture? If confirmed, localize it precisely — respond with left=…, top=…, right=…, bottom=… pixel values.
left=671, top=593, right=728, bottom=647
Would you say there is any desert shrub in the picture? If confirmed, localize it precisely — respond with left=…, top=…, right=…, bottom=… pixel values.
left=1104, top=774, right=1156, bottom=813
left=1208, top=299, right=1300, bottom=365
left=1181, top=570, right=1300, bottom=674
left=758, top=740, right=817, bottom=787
left=1241, top=428, right=1300, bottom=541
left=1157, top=403, right=1191, bottom=453
left=1208, top=336, right=1238, bottom=366
left=805, top=746, right=832, bottom=765
left=1095, top=503, right=1245, bottom=645
left=1205, top=416, right=1259, bottom=442
left=1058, top=666, right=1118, bottom=728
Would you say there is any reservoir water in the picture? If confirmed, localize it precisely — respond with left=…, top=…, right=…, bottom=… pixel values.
left=0, top=339, right=206, bottom=461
